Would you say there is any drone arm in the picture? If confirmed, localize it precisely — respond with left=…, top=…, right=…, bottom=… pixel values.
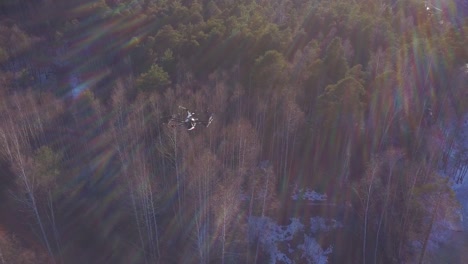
left=198, top=114, right=213, bottom=127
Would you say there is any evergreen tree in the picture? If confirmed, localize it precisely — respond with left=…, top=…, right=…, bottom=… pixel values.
left=323, top=37, right=349, bottom=84
left=136, top=64, right=171, bottom=93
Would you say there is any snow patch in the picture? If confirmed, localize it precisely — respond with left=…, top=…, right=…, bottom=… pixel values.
left=309, top=217, right=343, bottom=234
left=249, top=217, right=304, bottom=264
left=249, top=215, right=341, bottom=263
left=450, top=113, right=468, bottom=230
left=427, top=221, right=452, bottom=251
left=292, top=188, right=327, bottom=202
left=299, top=235, right=333, bottom=264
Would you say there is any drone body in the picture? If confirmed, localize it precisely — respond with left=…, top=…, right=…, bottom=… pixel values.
left=166, top=106, right=213, bottom=131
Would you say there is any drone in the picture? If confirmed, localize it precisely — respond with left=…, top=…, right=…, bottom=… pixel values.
left=166, top=106, right=213, bottom=131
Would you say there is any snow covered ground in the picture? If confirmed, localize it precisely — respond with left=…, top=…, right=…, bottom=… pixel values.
left=249, top=112, right=468, bottom=263
left=429, top=113, right=468, bottom=263
left=451, top=113, right=468, bottom=230
left=453, top=177, right=468, bottom=231
left=249, top=190, right=341, bottom=264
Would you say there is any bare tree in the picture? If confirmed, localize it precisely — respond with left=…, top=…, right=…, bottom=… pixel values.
left=277, top=92, right=304, bottom=193
left=0, top=108, right=54, bottom=261
left=212, top=174, right=242, bottom=264
left=0, top=91, right=66, bottom=262
left=186, top=147, right=219, bottom=264
left=360, top=157, right=381, bottom=264
left=111, top=90, right=162, bottom=263
left=415, top=173, right=459, bottom=263
left=373, top=149, right=404, bottom=263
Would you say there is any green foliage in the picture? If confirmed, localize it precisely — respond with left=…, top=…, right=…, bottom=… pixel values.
left=204, top=18, right=226, bottom=39
left=297, top=57, right=325, bottom=112
left=1, top=0, right=467, bottom=263
left=205, top=0, right=222, bottom=18
left=136, top=64, right=171, bottom=93
left=318, top=76, right=366, bottom=129
left=324, top=37, right=349, bottom=84
left=154, top=25, right=183, bottom=53
left=161, top=48, right=174, bottom=62
left=346, top=64, right=366, bottom=86
left=252, top=50, right=289, bottom=91
left=160, top=48, right=175, bottom=73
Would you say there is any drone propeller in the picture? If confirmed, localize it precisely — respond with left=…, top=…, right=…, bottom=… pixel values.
left=206, top=114, right=214, bottom=127
left=165, top=106, right=214, bottom=130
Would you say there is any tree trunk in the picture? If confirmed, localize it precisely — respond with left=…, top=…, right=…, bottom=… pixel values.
left=10, top=128, right=54, bottom=261
left=221, top=206, right=226, bottom=264
left=173, top=130, right=182, bottom=221
left=48, top=191, right=63, bottom=264
left=418, top=198, right=440, bottom=264
left=363, top=165, right=378, bottom=264
left=374, top=164, right=395, bottom=263
left=398, top=166, right=422, bottom=259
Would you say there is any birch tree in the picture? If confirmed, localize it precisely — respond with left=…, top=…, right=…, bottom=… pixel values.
left=0, top=100, right=54, bottom=261
left=111, top=89, right=162, bottom=263
left=356, top=156, right=381, bottom=264
left=212, top=173, right=242, bottom=264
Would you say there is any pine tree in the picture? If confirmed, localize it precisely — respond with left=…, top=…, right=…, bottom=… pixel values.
left=323, top=37, right=349, bottom=84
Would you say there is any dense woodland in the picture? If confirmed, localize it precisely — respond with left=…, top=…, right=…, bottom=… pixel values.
left=0, top=0, right=467, bottom=263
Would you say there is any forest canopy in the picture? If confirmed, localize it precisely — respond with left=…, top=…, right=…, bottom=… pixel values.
left=0, top=0, right=467, bottom=263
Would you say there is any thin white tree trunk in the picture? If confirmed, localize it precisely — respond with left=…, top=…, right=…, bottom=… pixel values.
left=363, top=165, right=377, bottom=264
left=48, top=191, right=63, bottom=264
left=116, top=144, right=148, bottom=264
left=261, top=171, right=270, bottom=218
left=342, top=138, right=351, bottom=186
left=374, top=165, right=394, bottom=264
left=142, top=183, right=154, bottom=262
left=418, top=197, right=440, bottom=264
left=30, top=187, right=54, bottom=259
left=194, top=216, right=205, bottom=263
left=255, top=170, right=271, bottom=264
left=247, top=186, right=255, bottom=263
left=173, top=130, right=182, bottom=221
left=221, top=206, right=226, bottom=264
left=398, top=167, right=420, bottom=258
left=149, top=187, right=160, bottom=261
left=11, top=128, right=54, bottom=261
left=130, top=183, right=148, bottom=264
left=197, top=170, right=204, bottom=263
